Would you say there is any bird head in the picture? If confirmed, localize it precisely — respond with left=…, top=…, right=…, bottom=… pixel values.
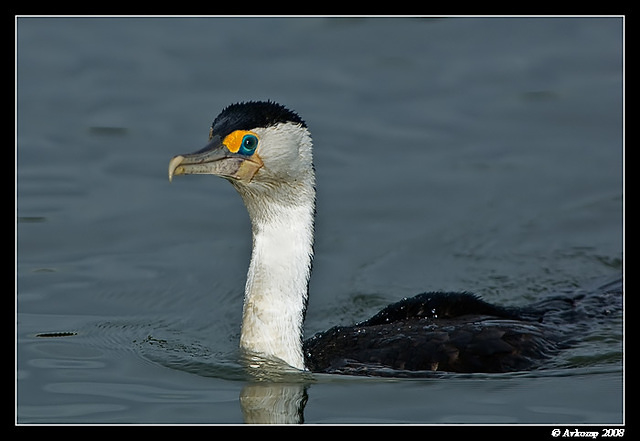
left=168, top=101, right=312, bottom=188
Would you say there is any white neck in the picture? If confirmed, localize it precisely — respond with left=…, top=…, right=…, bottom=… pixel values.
left=233, top=155, right=315, bottom=370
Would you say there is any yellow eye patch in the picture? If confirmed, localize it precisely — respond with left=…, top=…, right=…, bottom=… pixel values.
left=223, top=130, right=259, bottom=154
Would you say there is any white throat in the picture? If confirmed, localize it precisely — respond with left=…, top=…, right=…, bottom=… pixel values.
left=233, top=126, right=315, bottom=370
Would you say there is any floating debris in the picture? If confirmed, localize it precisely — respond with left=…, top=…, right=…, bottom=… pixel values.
left=35, top=331, right=78, bottom=338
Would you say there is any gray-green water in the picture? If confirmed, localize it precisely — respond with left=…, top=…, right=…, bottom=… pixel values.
left=17, top=16, right=623, bottom=424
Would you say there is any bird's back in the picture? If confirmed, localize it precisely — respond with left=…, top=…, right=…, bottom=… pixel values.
left=303, top=284, right=622, bottom=375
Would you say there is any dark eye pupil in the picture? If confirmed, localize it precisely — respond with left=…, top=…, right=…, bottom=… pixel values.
left=240, top=135, right=258, bottom=154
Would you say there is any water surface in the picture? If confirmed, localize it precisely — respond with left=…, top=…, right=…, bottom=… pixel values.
left=16, top=16, right=623, bottom=425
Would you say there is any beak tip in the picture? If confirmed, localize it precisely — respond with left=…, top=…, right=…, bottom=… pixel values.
left=168, top=155, right=185, bottom=183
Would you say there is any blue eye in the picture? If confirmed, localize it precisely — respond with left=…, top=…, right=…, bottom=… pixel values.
left=239, top=134, right=258, bottom=155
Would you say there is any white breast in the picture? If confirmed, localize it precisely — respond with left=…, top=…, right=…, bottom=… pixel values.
left=240, top=203, right=314, bottom=370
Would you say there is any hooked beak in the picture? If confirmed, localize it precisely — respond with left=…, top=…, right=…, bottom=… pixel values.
left=168, top=135, right=263, bottom=183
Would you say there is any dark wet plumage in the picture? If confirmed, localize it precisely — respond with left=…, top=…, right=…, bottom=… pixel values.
left=304, top=281, right=622, bottom=375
